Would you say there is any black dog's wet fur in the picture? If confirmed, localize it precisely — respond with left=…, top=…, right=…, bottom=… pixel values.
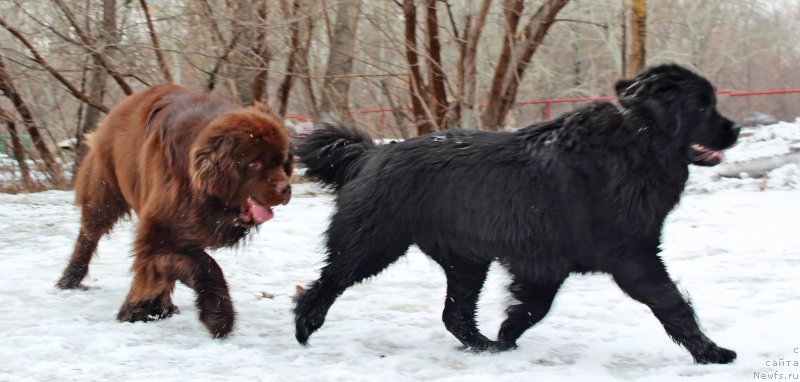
left=294, top=64, right=740, bottom=364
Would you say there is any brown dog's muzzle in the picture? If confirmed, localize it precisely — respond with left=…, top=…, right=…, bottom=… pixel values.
left=277, top=182, right=292, bottom=205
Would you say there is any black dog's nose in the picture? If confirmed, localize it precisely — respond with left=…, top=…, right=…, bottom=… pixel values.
left=731, top=124, right=741, bottom=138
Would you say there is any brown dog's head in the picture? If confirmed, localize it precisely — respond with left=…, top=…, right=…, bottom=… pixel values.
left=190, top=104, right=293, bottom=226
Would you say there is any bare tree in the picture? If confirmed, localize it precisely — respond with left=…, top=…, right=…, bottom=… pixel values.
left=318, top=0, right=362, bottom=124
left=277, top=0, right=312, bottom=118
left=0, top=104, right=34, bottom=189
left=250, top=0, right=271, bottom=104
left=0, top=0, right=799, bottom=191
left=424, top=0, right=448, bottom=130
left=482, top=0, right=570, bottom=130
left=52, top=0, right=132, bottom=96
left=76, top=0, right=119, bottom=164
left=0, top=17, right=108, bottom=113
left=626, top=0, right=647, bottom=77
left=0, top=54, right=63, bottom=184
left=139, top=0, right=173, bottom=82
left=403, top=0, right=433, bottom=135
left=452, top=0, right=492, bottom=130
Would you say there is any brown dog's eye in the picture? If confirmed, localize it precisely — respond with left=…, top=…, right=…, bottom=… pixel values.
left=248, top=161, right=262, bottom=170
left=283, top=153, right=294, bottom=175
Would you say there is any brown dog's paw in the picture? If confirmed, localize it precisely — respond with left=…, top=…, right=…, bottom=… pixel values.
left=117, top=300, right=180, bottom=322
left=56, top=279, right=90, bottom=290
left=197, top=292, right=235, bottom=338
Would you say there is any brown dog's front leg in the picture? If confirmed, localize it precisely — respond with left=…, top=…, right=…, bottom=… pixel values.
left=120, top=225, right=235, bottom=338
left=174, top=250, right=236, bottom=338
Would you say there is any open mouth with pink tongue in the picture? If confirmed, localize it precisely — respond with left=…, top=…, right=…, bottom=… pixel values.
left=239, top=197, right=274, bottom=225
left=689, top=144, right=725, bottom=167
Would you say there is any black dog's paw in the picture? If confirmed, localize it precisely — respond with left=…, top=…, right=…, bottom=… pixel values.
left=694, top=345, right=737, bottom=364
left=294, top=287, right=331, bottom=345
left=117, top=300, right=180, bottom=323
left=295, top=313, right=325, bottom=345
left=461, top=340, right=517, bottom=353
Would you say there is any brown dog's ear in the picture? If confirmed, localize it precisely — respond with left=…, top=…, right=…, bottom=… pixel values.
left=250, top=101, right=293, bottom=137
left=190, top=133, right=241, bottom=201
left=250, top=102, right=278, bottom=118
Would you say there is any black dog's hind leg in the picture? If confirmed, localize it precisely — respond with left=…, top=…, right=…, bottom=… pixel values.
left=294, top=236, right=410, bottom=345
left=497, top=274, right=565, bottom=346
left=427, top=253, right=513, bottom=352
left=611, top=256, right=736, bottom=364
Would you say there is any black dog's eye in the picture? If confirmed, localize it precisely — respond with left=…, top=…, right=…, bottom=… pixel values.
left=698, top=107, right=707, bottom=112
left=248, top=161, right=262, bottom=171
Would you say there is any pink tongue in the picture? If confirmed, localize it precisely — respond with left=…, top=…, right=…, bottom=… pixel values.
left=247, top=197, right=274, bottom=224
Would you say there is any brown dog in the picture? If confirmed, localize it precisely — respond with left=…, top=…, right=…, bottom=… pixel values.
left=57, top=84, right=293, bottom=338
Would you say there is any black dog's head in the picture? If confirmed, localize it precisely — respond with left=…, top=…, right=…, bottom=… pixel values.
left=615, top=64, right=740, bottom=166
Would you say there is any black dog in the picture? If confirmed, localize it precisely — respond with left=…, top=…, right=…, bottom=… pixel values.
left=294, top=64, right=739, bottom=364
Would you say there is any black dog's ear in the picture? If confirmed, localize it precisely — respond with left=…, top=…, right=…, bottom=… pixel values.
left=616, top=76, right=682, bottom=137
left=643, top=98, right=682, bottom=137
left=614, top=79, right=635, bottom=98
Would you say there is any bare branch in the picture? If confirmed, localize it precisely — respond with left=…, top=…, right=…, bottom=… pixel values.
left=139, top=0, right=173, bottom=82
left=0, top=17, right=109, bottom=113
left=51, top=0, right=133, bottom=95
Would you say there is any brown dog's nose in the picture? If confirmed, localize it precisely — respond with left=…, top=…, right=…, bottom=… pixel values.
left=278, top=182, right=292, bottom=204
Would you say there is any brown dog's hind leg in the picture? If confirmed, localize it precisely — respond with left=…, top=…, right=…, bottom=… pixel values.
left=57, top=159, right=129, bottom=289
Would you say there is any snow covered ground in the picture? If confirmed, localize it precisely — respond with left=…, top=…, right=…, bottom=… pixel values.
left=1, top=122, right=799, bottom=382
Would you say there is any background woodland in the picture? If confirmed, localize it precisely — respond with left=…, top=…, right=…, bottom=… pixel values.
left=1, top=0, right=798, bottom=189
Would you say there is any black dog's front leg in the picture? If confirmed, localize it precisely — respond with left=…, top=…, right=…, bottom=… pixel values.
left=611, top=256, right=736, bottom=364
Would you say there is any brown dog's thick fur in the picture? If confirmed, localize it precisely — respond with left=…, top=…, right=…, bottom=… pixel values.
left=57, top=84, right=293, bottom=338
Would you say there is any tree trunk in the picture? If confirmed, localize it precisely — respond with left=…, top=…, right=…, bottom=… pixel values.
left=52, top=0, right=131, bottom=95
left=482, top=0, right=569, bottom=130
left=459, top=0, right=492, bottom=130
left=425, top=0, right=448, bottom=130
left=380, top=78, right=410, bottom=139
left=296, top=5, right=318, bottom=120
left=271, top=0, right=317, bottom=118
left=139, top=0, right=172, bottom=82
left=318, top=0, right=361, bottom=124
left=276, top=0, right=303, bottom=117
left=0, top=54, right=63, bottom=185
left=77, top=0, right=118, bottom=167
left=403, top=0, right=433, bottom=136
left=620, top=0, right=628, bottom=76
left=481, top=0, right=524, bottom=130
left=251, top=0, right=271, bottom=104
left=626, top=0, right=647, bottom=77
left=0, top=17, right=109, bottom=113
left=0, top=105, right=34, bottom=189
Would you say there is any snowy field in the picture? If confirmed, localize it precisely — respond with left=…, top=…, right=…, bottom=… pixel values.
left=1, top=122, right=800, bottom=382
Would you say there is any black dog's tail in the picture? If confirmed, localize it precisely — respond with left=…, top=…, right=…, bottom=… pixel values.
left=295, top=123, right=375, bottom=190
